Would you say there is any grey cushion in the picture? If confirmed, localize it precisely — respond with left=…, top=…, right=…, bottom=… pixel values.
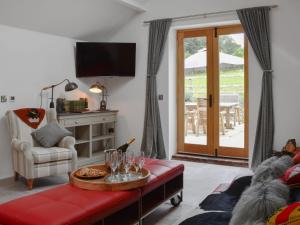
left=31, top=122, right=72, bottom=148
left=230, top=179, right=289, bottom=225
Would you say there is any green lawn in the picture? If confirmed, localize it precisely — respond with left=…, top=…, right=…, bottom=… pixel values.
left=185, top=69, right=244, bottom=102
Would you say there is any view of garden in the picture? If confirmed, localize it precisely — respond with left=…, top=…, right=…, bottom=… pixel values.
left=184, top=34, right=245, bottom=105
left=185, top=69, right=244, bottom=104
left=183, top=33, right=245, bottom=148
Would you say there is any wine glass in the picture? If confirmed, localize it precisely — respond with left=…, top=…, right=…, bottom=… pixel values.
left=116, top=150, right=123, bottom=178
left=127, top=150, right=139, bottom=178
left=127, top=150, right=134, bottom=173
left=137, top=151, right=145, bottom=177
left=104, top=150, right=111, bottom=167
left=132, top=153, right=140, bottom=177
left=122, top=152, right=131, bottom=181
left=110, top=150, right=119, bottom=182
left=104, top=149, right=113, bottom=179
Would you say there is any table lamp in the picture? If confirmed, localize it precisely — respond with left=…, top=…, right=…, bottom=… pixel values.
left=42, top=79, right=78, bottom=108
left=89, top=82, right=107, bottom=111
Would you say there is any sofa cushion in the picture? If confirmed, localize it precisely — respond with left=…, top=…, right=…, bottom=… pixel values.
left=31, top=122, right=72, bottom=148
left=32, top=147, right=73, bottom=164
left=267, top=202, right=300, bottom=225
left=283, top=164, right=300, bottom=187
left=293, top=152, right=300, bottom=164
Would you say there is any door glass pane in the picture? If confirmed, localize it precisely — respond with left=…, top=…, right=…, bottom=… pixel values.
left=184, top=37, right=207, bottom=145
left=218, top=33, right=245, bottom=148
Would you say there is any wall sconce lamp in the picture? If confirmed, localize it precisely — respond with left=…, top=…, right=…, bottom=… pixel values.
left=42, top=79, right=78, bottom=108
left=89, top=82, right=107, bottom=111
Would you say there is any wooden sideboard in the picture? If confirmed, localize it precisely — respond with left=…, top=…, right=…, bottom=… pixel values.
left=58, top=111, right=118, bottom=166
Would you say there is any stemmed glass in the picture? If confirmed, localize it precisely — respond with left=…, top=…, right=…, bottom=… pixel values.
left=110, top=150, right=119, bottom=182
left=137, top=151, right=145, bottom=177
left=116, top=150, right=123, bottom=179
left=127, top=150, right=138, bottom=178
left=122, top=152, right=131, bottom=181
left=133, top=157, right=140, bottom=176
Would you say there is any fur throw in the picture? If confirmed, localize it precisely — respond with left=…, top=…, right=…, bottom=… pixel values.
left=258, top=156, right=278, bottom=168
left=251, top=165, right=276, bottom=185
left=230, top=179, right=289, bottom=225
left=270, top=155, right=294, bottom=177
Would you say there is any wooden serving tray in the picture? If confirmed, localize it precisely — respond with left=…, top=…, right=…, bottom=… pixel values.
left=69, top=164, right=151, bottom=191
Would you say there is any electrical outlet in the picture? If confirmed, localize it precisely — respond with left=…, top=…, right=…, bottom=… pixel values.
left=9, top=96, right=15, bottom=102
left=158, top=94, right=163, bottom=100
left=1, top=95, right=7, bottom=103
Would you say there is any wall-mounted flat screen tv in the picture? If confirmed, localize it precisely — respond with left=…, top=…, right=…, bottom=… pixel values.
left=76, top=42, right=136, bottom=77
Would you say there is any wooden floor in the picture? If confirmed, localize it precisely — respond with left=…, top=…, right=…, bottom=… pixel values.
left=0, top=161, right=252, bottom=225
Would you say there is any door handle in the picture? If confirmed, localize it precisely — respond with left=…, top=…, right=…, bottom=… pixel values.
left=209, top=95, right=213, bottom=107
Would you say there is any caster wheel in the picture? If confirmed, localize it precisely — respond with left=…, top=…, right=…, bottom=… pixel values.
left=170, top=194, right=182, bottom=207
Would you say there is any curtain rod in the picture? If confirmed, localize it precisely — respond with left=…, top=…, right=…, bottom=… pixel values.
left=143, top=5, right=278, bottom=24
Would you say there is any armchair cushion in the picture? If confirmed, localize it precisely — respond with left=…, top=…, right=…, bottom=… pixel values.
left=32, top=147, right=73, bottom=164
left=31, top=122, right=72, bottom=148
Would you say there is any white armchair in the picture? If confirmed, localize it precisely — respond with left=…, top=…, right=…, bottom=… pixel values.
left=6, top=109, right=77, bottom=189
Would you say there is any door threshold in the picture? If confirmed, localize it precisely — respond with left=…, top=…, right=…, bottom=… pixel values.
left=172, top=153, right=248, bottom=168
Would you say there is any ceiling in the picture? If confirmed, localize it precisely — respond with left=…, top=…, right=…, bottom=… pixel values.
left=0, top=0, right=147, bottom=40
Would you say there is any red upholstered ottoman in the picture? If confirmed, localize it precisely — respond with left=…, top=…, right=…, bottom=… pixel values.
left=0, top=159, right=184, bottom=225
left=142, top=159, right=184, bottom=195
left=0, top=185, right=140, bottom=225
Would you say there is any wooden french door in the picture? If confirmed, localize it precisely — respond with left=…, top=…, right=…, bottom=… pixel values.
left=177, top=25, right=248, bottom=159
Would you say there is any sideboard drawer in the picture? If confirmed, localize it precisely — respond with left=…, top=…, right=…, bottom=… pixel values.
left=92, top=115, right=116, bottom=124
left=63, top=117, right=91, bottom=127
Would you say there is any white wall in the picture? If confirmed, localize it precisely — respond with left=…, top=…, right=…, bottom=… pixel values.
left=105, top=0, right=300, bottom=161
left=1, top=0, right=299, bottom=178
left=0, top=25, right=103, bottom=179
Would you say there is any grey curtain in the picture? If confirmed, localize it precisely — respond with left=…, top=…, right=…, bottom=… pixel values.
left=237, top=7, right=274, bottom=168
left=141, top=19, right=172, bottom=159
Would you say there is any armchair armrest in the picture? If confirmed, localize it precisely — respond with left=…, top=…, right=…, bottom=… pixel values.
left=58, top=136, right=76, bottom=148
left=12, top=138, right=32, bottom=152
left=58, top=136, right=77, bottom=170
left=11, top=138, right=34, bottom=164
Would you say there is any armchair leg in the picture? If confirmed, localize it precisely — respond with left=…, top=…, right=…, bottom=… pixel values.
left=14, top=172, right=19, bottom=181
left=26, top=179, right=34, bottom=190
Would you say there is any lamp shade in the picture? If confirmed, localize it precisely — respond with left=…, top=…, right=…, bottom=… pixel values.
left=89, top=83, right=103, bottom=93
left=65, top=82, right=78, bottom=92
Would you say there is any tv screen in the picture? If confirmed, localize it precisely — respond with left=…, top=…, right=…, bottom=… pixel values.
left=76, top=42, right=136, bottom=77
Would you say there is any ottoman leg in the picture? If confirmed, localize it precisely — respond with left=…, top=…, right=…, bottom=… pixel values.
left=26, top=179, right=34, bottom=190
left=170, top=191, right=183, bottom=207
left=14, top=172, right=19, bottom=181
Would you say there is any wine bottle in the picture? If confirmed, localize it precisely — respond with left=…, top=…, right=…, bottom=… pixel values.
left=117, top=138, right=136, bottom=152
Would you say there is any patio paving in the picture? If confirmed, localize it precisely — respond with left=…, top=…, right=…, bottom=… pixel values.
left=185, top=123, right=244, bottom=148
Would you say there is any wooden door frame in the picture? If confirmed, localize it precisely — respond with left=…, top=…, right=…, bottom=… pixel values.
left=214, top=25, right=249, bottom=158
left=176, top=24, right=249, bottom=159
left=176, top=28, right=215, bottom=155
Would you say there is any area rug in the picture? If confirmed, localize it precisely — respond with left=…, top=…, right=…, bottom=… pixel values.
left=199, top=176, right=252, bottom=211
left=178, top=212, right=232, bottom=225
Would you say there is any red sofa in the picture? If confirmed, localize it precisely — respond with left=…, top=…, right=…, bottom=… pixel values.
left=0, top=159, right=184, bottom=225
